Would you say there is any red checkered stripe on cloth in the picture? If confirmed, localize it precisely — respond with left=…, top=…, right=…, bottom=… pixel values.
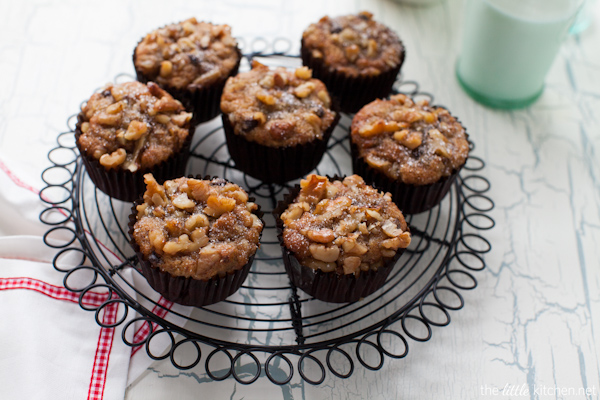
left=0, top=277, right=118, bottom=400
left=131, top=296, right=174, bottom=356
left=0, top=277, right=108, bottom=307
left=2, top=144, right=134, bottom=398
left=87, top=299, right=119, bottom=400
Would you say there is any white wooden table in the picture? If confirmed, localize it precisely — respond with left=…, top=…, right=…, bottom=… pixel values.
left=1, top=0, right=599, bottom=399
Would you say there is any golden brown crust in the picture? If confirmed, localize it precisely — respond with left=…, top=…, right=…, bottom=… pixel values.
left=77, top=81, right=191, bottom=172
left=220, top=61, right=337, bottom=147
left=280, top=174, right=410, bottom=275
left=301, top=11, right=404, bottom=78
left=132, top=174, right=263, bottom=280
left=351, top=94, right=469, bottom=185
left=134, top=18, right=240, bottom=90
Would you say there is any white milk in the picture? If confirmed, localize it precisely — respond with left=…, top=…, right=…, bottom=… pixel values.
left=456, top=0, right=581, bottom=108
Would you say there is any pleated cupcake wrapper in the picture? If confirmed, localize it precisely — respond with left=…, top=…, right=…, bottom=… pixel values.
left=128, top=181, right=264, bottom=307
left=350, top=142, right=463, bottom=215
left=300, top=39, right=405, bottom=114
left=74, top=113, right=193, bottom=203
left=133, top=38, right=242, bottom=124
left=137, top=249, right=254, bottom=307
left=273, top=177, right=406, bottom=303
left=222, top=110, right=340, bottom=184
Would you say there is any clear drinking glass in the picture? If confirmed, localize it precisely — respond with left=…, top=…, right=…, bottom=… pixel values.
left=456, top=0, right=583, bottom=109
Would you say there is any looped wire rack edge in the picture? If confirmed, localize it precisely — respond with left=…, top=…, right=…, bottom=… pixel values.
left=39, top=38, right=494, bottom=386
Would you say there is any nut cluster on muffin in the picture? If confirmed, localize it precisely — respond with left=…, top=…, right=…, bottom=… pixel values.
left=351, top=94, right=469, bottom=185
left=132, top=174, right=263, bottom=281
left=280, top=174, right=411, bottom=276
left=221, top=61, right=337, bottom=147
left=134, top=17, right=240, bottom=90
left=77, top=81, right=192, bottom=173
left=301, top=11, right=404, bottom=78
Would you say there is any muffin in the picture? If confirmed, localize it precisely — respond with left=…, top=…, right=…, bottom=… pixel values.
left=133, top=18, right=242, bottom=123
left=274, top=174, right=411, bottom=303
left=220, top=61, right=339, bottom=184
left=129, top=173, right=264, bottom=307
left=301, top=11, right=405, bottom=113
left=351, top=94, right=470, bottom=214
left=75, top=81, right=193, bottom=202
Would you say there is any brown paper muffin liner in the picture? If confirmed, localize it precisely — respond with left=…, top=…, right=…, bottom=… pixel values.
left=273, top=178, right=406, bottom=303
left=133, top=40, right=241, bottom=124
left=301, top=39, right=405, bottom=114
left=350, top=142, right=464, bottom=215
left=222, top=110, right=340, bottom=184
left=75, top=113, right=193, bottom=202
left=128, top=180, right=264, bottom=307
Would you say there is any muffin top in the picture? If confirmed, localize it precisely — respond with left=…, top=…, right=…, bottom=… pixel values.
left=132, top=174, right=263, bottom=280
left=301, top=11, right=404, bottom=77
left=77, top=81, right=192, bottom=172
left=351, top=94, right=469, bottom=185
left=280, top=174, right=410, bottom=275
left=220, top=61, right=337, bottom=147
left=134, top=18, right=240, bottom=90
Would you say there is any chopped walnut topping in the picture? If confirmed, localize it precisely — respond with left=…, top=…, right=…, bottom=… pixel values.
left=358, top=120, right=400, bottom=137
left=256, top=91, right=276, bottom=106
left=343, top=256, right=361, bottom=274
left=106, top=102, right=124, bottom=115
left=295, top=66, right=312, bottom=80
left=273, top=72, right=288, bottom=87
left=294, top=82, right=316, bottom=98
left=351, top=93, right=469, bottom=185
left=281, top=174, right=410, bottom=275
left=259, top=74, right=275, bottom=89
left=310, top=244, right=340, bottom=262
left=301, top=12, right=404, bottom=77
left=77, top=81, right=191, bottom=172
left=134, top=19, right=240, bottom=90
left=96, top=112, right=121, bottom=126
left=99, top=148, right=126, bottom=169
left=393, top=129, right=422, bottom=150
left=159, top=60, right=173, bottom=77
left=307, top=228, right=336, bottom=243
left=124, top=120, right=148, bottom=141
left=220, top=61, right=336, bottom=147
left=155, top=114, right=171, bottom=124
left=204, top=195, right=236, bottom=218
left=133, top=174, right=263, bottom=281
left=428, top=128, right=450, bottom=157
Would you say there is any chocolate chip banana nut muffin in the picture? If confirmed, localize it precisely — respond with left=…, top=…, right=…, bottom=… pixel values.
left=275, top=174, right=411, bottom=303
left=351, top=94, right=470, bottom=214
left=129, top=173, right=264, bottom=306
left=134, top=18, right=241, bottom=123
left=221, top=61, right=339, bottom=183
left=75, top=81, right=193, bottom=202
left=301, top=11, right=405, bottom=113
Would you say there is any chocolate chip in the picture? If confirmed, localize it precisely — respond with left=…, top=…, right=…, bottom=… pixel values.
left=330, top=22, right=342, bottom=34
left=241, top=118, right=259, bottom=132
left=189, top=54, right=203, bottom=66
left=411, top=148, right=423, bottom=158
left=102, top=90, right=112, bottom=97
left=149, top=253, right=160, bottom=264
left=314, top=105, right=325, bottom=118
left=211, top=178, right=228, bottom=186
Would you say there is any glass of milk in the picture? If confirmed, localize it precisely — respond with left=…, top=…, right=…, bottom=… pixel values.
left=456, top=0, right=583, bottom=109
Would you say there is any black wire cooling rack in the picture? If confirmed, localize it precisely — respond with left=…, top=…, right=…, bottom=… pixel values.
left=39, top=40, right=494, bottom=385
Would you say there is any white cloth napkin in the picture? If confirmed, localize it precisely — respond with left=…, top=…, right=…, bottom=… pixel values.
left=0, top=155, right=188, bottom=399
left=0, top=235, right=131, bottom=400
